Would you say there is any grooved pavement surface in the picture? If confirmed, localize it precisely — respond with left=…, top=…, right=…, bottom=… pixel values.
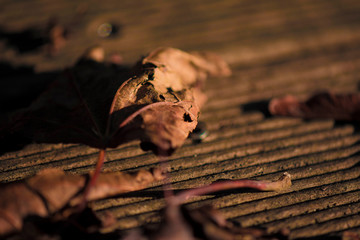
left=1, top=0, right=360, bottom=239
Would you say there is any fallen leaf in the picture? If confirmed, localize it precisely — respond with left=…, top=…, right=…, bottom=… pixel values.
left=0, top=167, right=165, bottom=236
left=269, top=92, right=360, bottom=121
left=4, top=47, right=230, bottom=156
left=108, top=47, right=231, bottom=154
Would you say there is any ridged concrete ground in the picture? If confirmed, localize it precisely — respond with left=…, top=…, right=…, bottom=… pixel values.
left=1, top=0, right=360, bottom=239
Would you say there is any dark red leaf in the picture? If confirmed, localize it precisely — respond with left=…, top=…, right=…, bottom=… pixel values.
left=269, top=92, right=360, bottom=121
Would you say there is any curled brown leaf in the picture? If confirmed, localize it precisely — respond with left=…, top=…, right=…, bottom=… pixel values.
left=0, top=168, right=165, bottom=235
left=108, top=47, right=231, bottom=154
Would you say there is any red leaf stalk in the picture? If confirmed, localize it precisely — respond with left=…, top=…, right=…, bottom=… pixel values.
left=81, top=149, right=106, bottom=207
left=170, top=172, right=291, bottom=206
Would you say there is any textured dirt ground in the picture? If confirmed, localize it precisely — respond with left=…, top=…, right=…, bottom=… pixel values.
left=1, top=0, right=360, bottom=239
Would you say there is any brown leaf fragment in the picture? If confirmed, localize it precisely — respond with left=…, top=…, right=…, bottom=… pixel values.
left=0, top=183, right=48, bottom=235
left=26, top=168, right=86, bottom=213
left=110, top=101, right=200, bottom=155
left=269, top=92, right=360, bottom=121
left=0, top=168, right=165, bottom=236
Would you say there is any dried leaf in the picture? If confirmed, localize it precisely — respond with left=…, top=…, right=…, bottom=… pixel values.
left=108, top=47, right=231, bottom=154
left=269, top=92, right=360, bottom=121
left=4, top=47, right=230, bottom=156
left=0, top=168, right=165, bottom=235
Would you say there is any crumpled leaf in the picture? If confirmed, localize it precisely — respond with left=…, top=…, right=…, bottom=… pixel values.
left=0, top=167, right=165, bottom=236
left=103, top=47, right=231, bottom=154
left=3, top=47, right=231, bottom=155
left=269, top=92, right=360, bottom=121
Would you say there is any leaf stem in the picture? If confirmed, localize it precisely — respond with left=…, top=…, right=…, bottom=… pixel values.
left=170, top=172, right=291, bottom=206
left=80, top=149, right=106, bottom=207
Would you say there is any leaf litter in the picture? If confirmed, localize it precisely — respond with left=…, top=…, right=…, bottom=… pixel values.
left=0, top=170, right=292, bottom=239
left=3, top=47, right=355, bottom=239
